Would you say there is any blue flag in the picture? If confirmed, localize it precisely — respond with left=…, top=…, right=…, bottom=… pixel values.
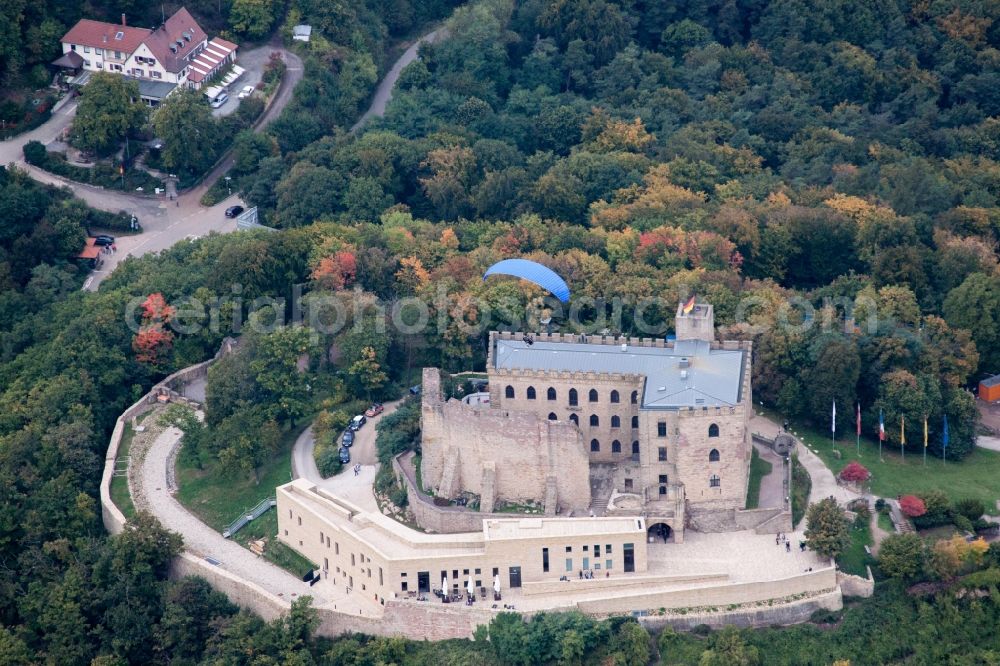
left=943, top=414, right=949, bottom=449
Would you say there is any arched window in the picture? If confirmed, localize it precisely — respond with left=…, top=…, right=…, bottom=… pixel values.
left=631, top=415, right=639, bottom=428
left=505, top=385, right=514, bottom=399
left=610, top=390, right=620, bottom=403
left=611, top=415, right=620, bottom=428
left=588, top=389, right=598, bottom=403
left=589, top=414, right=599, bottom=427
left=547, top=387, right=556, bottom=401
left=569, top=414, right=579, bottom=426
left=612, top=440, right=621, bottom=453
left=631, top=390, right=638, bottom=404
left=709, top=449, right=720, bottom=462
left=548, top=412, right=557, bottom=421
left=526, top=386, right=536, bottom=400
left=708, top=423, right=720, bottom=438
left=632, top=441, right=640, bottom=456
left=709, top=475, right=720, bottom=488
left=568, top=388, right=578, bottom=406
left=590, top=439, right=600, bottom=452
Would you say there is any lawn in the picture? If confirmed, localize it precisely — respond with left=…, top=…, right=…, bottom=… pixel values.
left=745, top=447, right=773, bottom=509
left=917, top=524, right=961, bottom=543
left=791, top=454, right=811, bottom=528
left=761, top=408, right=1000, bottom=515
left=837, top=522, right=874, bottom=577
left=175, top=423, right=300, bottom=532
left=109, top=413, right=149, bottom=521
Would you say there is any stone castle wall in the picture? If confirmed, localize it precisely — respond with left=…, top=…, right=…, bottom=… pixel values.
left=421, top=368, right=591, bottom=511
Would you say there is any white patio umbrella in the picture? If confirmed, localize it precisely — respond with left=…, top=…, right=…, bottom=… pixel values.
left=442, top=575, right=448, bottom=594
left=493, top=574, right=501, bottom=595
left=467, top=575, right=474, bottom=596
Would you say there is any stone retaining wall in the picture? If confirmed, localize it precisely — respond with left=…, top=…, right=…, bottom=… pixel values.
left=637, top=589, right=843, bottom=632
left=837, top=568, right=875, bottom=598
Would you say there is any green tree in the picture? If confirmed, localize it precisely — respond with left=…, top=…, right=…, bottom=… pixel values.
left=249, top=326, right=317, bottom=423
left=613, top=621, right=650, bottom=666
left=230, top=0, right=276, bottom=39
left=877, top=533, right=926, bottom=581
left=699, top=626, right=760, bottom=666
left=348, top=346, right=389, bottom=400
left=152, top=89, right=218, bottom=175
left=805, top=498, right=850, bottom=559
left=71, top=73, right=147, bottom=156
left=944, top=272, right=1000, bottom=376
left=559, top=628, right=585, bottom=666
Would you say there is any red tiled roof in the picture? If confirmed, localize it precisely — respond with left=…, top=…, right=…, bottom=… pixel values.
left=77, top=238, right=101, bottom=260
left=143, top=8, right=208, bottom=73
left=62, top=19, right=151, bottom=54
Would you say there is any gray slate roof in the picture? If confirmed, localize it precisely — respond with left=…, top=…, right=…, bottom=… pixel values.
left=493, top=338, right=745, bottom=409
left=983, top=374, right=1000, bottom=388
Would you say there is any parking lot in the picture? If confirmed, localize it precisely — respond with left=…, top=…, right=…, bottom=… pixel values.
left=210, top=45, right=271, bottom=117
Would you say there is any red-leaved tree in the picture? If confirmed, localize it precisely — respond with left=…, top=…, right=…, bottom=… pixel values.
left=133, top=292, right=175, bottom=366
left=839, top=461, right=871, bottom=483
left=899, top=495, right=927, bottom=518
left=311, top=250, right=357, bottom=290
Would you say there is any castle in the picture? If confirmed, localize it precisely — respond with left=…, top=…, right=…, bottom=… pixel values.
left=420, top=301, right=754, bottom=542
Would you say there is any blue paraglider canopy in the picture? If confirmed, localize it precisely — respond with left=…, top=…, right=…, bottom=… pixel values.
left=483, top=259, right=570, bottom=303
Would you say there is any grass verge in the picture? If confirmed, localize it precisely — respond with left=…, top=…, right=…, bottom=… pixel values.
left=232, top=510, right=316, bottom=577
left=791, top=454, right=811, bottom=528
left=745, top=447, right=773, bottom=509
left=109, top=418, right=143, bottom=520
left=837, top=521, right=874, bottom=577
left=877, top=511, right=895, bottom=534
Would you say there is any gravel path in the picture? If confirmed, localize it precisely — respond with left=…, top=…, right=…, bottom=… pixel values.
left=134, top=413, right=329, bottom=603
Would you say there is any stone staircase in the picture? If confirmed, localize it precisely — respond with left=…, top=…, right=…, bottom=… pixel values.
left=544, top=475, right=558, bottom=515
left=437, top=447, right=460, bottom=499
left=590, top=493, right=610, bottom=516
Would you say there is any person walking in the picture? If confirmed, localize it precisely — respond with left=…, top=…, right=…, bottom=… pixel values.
left=785, top=541, right=791, bottom=552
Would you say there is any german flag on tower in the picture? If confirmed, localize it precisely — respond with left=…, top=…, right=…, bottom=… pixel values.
left=681, top=294, right=696, bottom=314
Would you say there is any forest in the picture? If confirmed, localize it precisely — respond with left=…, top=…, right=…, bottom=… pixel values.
left=0, top=0, right=1000, bottom=663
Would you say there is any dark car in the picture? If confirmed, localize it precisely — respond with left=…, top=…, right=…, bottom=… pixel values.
left=224, top=205, right=244, bottom=218
left=349, top=414, right=366, bottom=431
left=92, top=235, right=115, bottom=246
left=342, top=430, right=355, bottom=447
left=338, top=446, right=351, bottom=464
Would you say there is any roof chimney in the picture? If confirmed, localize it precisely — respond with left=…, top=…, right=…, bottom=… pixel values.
left=679, top=357, right=690, bottom=368
left=121, top=13, right=127, bottom=27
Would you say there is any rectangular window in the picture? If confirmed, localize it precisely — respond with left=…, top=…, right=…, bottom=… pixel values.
left=326, top=537, right=330, bottom=548
left=319, top=531, right=324, bottom=543
left=351, top=554, right=355, bottom=566
left=659, top=474, right=668, bottom=483
left=475, top=568, right=481, bottom=575
left=152, top=71, right=161, bottom=79
left=297, top=516, right=301, bottom=525
left=492, top=567, right=499, bottom=576
left=583, top=557, right=590, bottom=570
left=379, top=568, right=383, bottom=586
left=583, top=545, right=589, bottom=552
left=565, top=546, right=572, bottom=552
left=323, top=557, right=328, bottom=571
left=463, top=569, right=469, bottom=575
left=96, top=48, right=103, bottom=55
left=335, top=542, right=339, bottom=554
left=606, top=559, right=612, bottom=570
left=658, top=447, right=667, bottom=461
left=401, top=582, right=407, bottom=591
left=606, top=544, right=612, bottom=553
left=624, top=543, right=635, bottom=573
left=453, top=569, right=459, bottom=579
left=624, top=478, right=633, bottom=491
left=542, top=547, right=549, bottom=573
left=565, top=558, right=573, bottom=572
left=84, top=46, right=90, bottom=53
left=657, top=421, right=667, bottom=437
left=594, top=563, right=601, bottom=570
left=594, top=544, right=601, bottom=557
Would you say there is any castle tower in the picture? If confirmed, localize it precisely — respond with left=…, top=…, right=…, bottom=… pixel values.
left=675, top=300, right=714, bottom=342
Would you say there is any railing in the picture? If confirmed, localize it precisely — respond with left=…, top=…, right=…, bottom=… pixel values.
left=222, top=496, right=276, bottom=538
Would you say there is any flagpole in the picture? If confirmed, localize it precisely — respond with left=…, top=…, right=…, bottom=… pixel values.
left=856, top=403, right=860, bottom=456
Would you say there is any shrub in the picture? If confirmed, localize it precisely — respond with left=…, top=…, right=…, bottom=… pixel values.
left=953, top=498, right=986, bottom=521
left=875, top=498, right=888, bottom=514
left=691, top=624, right=713, bottom=636
left=899, top=495, right=926, bottom=518
left=809, top=608, right=841, bottom=624
left=953, top=515, right=974, bottom=533
left=878, top=533, right=926, bottom=580
left=23, top=140, right=46, bottom=165
left=839, top=461, right=870, bottom=483
left=389, top=484, right=408, bottom=508
left=316, top=446, right=343, bottom=477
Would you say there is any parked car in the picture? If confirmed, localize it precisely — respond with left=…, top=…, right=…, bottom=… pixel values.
left=342, top=430, right=354, bottom=447
left=91, top=235, right=115, bottom=246
left=210, top=93, right=228, bottom=108
left=224, top=205, right=244, bottom=218
left=238, top=85, right=255, bottom=99
left=409, top=385, right=421, bottom=395
left=338, top=446, right=351, bottom=464
left=364, top=403, right=384, bottom=418
left=349, top=414, right=366, bottom=431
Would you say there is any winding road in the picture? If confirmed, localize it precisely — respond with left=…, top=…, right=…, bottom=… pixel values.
left=1, top=26, right=442, bottom=291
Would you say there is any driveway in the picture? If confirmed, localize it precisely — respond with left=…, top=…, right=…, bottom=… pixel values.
left=210, top=45, right=278, bottom=118
left=292, top=400, right=401, bottom=487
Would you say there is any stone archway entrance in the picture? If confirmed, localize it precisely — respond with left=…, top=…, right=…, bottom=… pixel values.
left=648, top=521, right=673, bottom=544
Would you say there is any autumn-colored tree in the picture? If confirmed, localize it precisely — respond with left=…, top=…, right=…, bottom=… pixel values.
left=395, top=256, right=431, bottom=295
left=839, top=461, right=870, bottom=483
left=929, top=534, right=990, bottom=579
left=133, top=293, right=176, bottom=366
left=899, top=495, right=927, bottom=518
left=419, top=146, right=477, bottom=220
left=311, top=250, right=357, bottom=290
left=348, top=346, right=388, bottom=399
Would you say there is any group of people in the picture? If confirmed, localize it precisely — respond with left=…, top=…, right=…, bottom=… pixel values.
left=101, top=244, right=118, bottom=255
left=775, top=532, right=793, bottom=552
